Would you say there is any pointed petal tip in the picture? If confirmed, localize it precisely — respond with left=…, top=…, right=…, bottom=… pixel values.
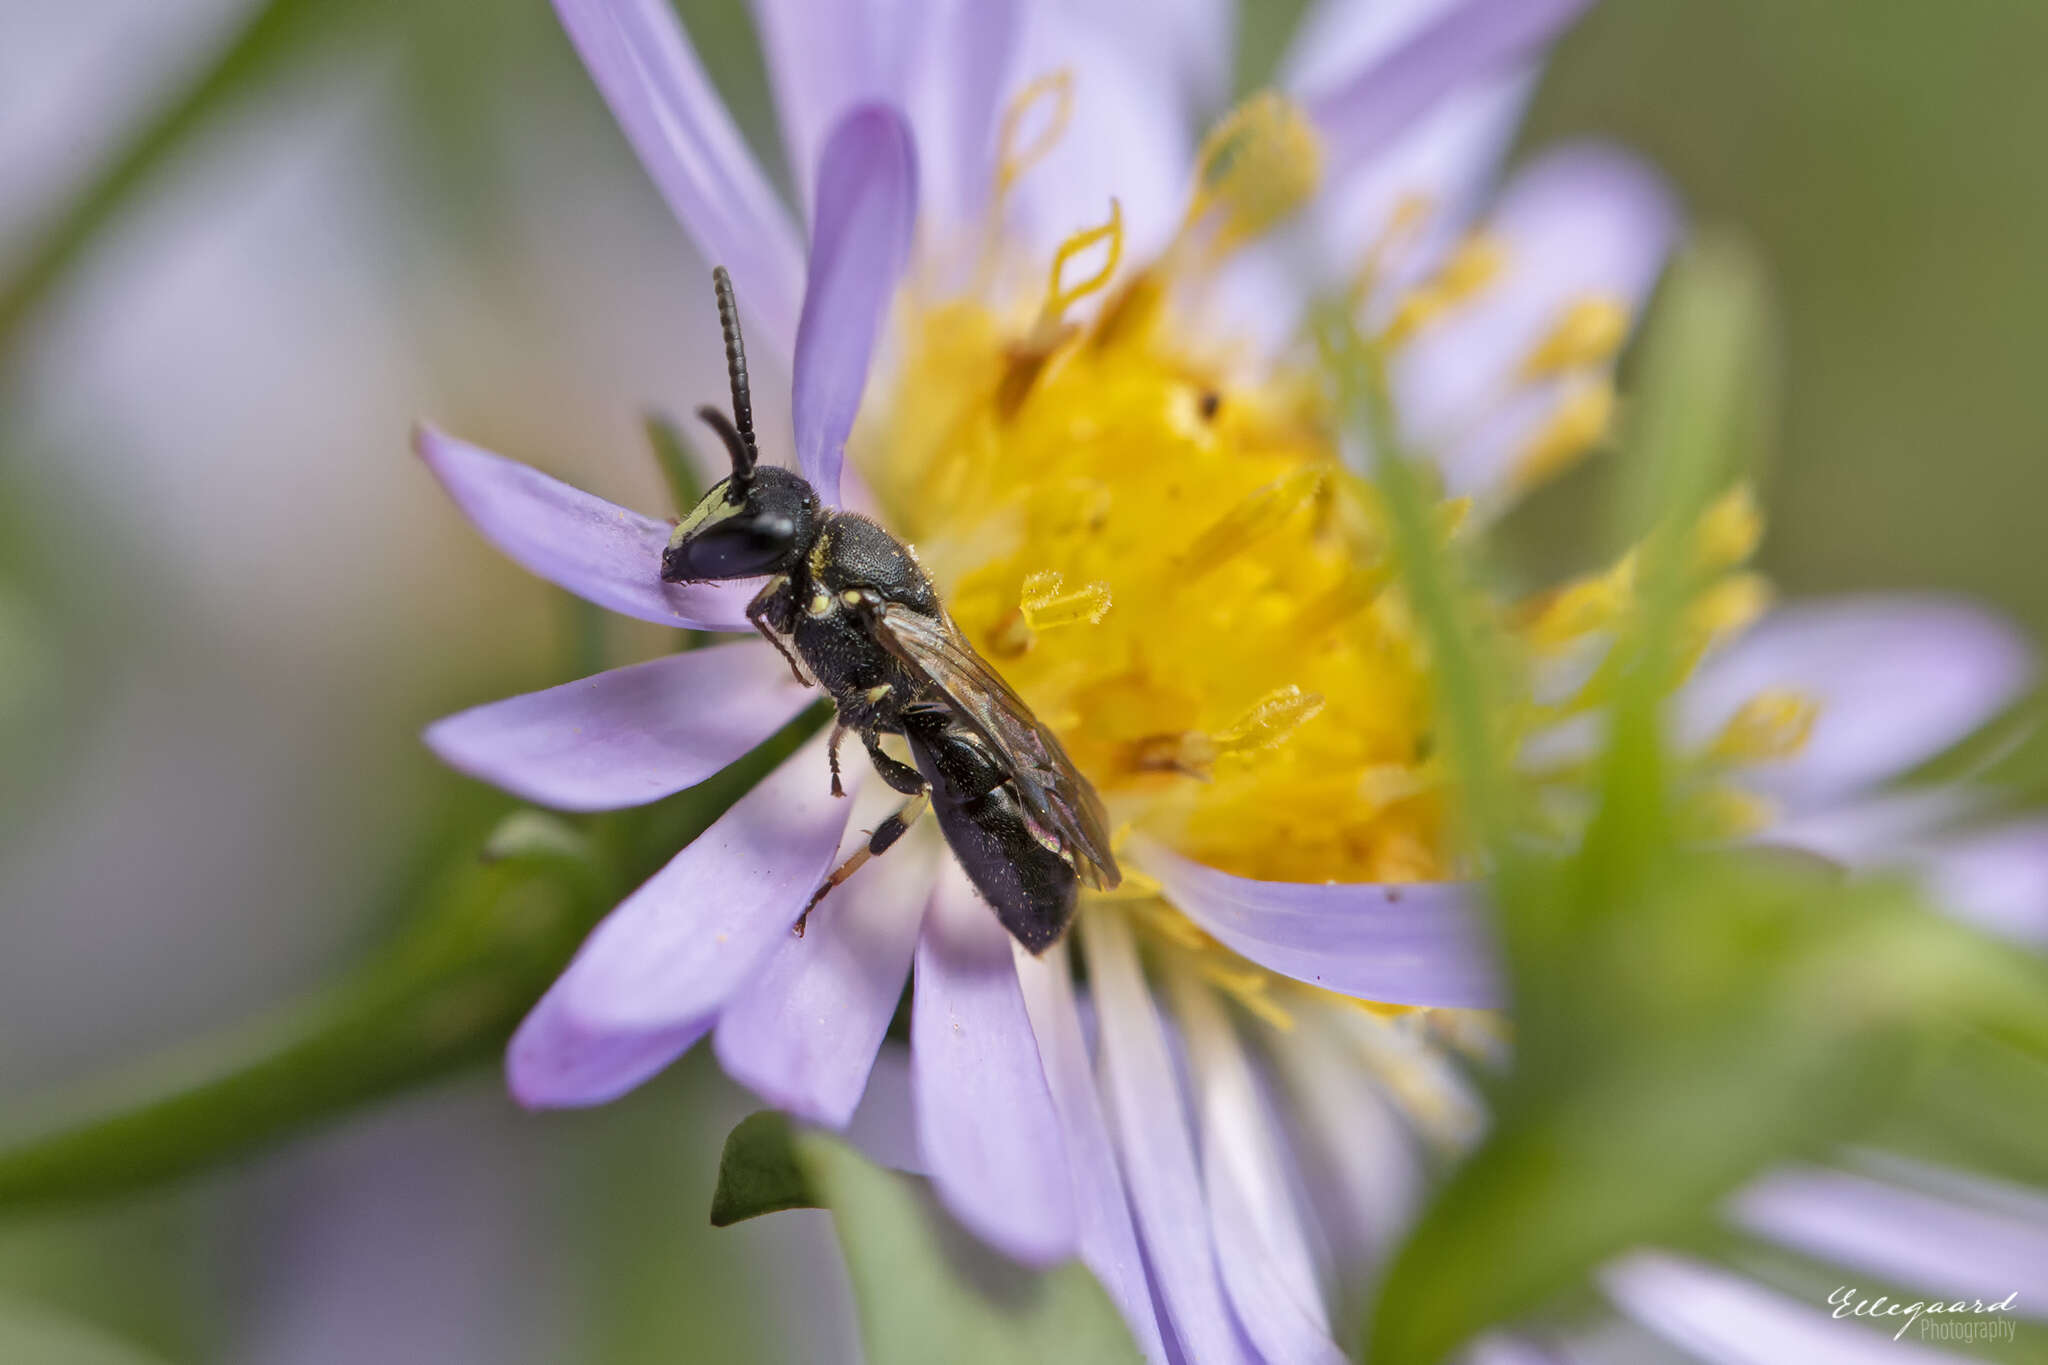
left=837, top=99, right=917, bottom=150
left=1688, top=594, right=2037, bottom=806
left=414, top=425, right=756, bottom=632
left=1304, top=0, right=1597, bottom=178
left=506, top=987, right=711, bottom=1110
left=412, top=421, right=466, bottom=485
left=1511, top=138, right=1683, bottom=253
left=419, top=644, right=811, bottom=813
left=411, top=418, right=442, bottom=461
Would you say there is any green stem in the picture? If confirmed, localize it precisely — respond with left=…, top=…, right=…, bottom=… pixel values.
left=0, top=707, right=821, bottom=1213
left=0, top=836, right=600, bottom=1210
left=1318, top=312, right=1519, bottom=874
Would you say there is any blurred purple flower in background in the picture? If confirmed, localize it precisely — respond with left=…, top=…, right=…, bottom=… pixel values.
left=415, top=0, right=2047, bottom=1358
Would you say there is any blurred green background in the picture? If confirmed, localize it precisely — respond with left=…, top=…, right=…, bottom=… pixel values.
left=1, top=0, right=2043, bottom=1359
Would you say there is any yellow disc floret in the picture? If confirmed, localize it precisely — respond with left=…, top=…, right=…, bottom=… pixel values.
left=853, top=80, right=1807, bottom=1015
left=866, top=233, right=1447, bottom=891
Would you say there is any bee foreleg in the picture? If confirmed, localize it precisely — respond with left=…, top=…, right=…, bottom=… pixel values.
left=794, top=789, right=931, bottom=938
left=746, top=576, right=812, bottom=687
left=752, top=618, right=811, bottom=687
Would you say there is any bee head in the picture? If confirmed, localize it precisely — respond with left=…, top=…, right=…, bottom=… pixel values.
left=662, top=459, right=819, bottom=581
left=660, top=264, right=821, bottom=582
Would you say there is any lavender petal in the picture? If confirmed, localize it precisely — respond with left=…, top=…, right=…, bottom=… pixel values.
left=1734, top=1165, right=2048, bottom=1311
left=1267, top=1005, right=1425, bottom=1275
left=506, top=985, right=710, bottom=1109
left=1015, top=945, right=1171, bottom=1362
left=1919, top=818, right=2048, bottom=949
left=1298, top=0, right=1594, bottom=183
left=1603, top=1252, right=1970, bottom=1363
left=1761, top=789, right=1972, bottom=869
left=553, top=0, right=805, bottom=358
left=1070, top=0, right=1232, bottom=118
left=1006, top=8, right=1193, bottom=266
left=1682, top=596, right=2036, bottom=809
left=555, top=729, right=858, bottom=1033
left=1173, top=975, right=1347, bottom=1365
left=1081, top=911, right=1261, bottom=1365
left=424, top=642, right=812, bottom=812
left=1396, top=144, right=1678, bottom=498
left=747, top=0, right=903, bottom=216
left=1285, top=0, right=1533, bottom=324
left=714, top=802, right=937, bottom=1129
left=1136, top=837, right=1501, bottom=1008
left=1462, top=1336, right=1577, bottom=1365
left=907, top=0, right=1023, bottom=234
left=416, top=425, right=754, bottom=631
left=755, top=0, right=1019, bottom=239
left=792, top=105, right=918, bottom=504
left=842, top=1042, right=925, bottom=1175
left=909, top=866, right=1078, bottom=1268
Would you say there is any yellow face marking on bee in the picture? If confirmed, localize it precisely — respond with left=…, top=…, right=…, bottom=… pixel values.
left=666, top=485, right=745, bottom=554
left=865, top=683, right=893, bottom=703
left=807, top=591, right=833, bottom=618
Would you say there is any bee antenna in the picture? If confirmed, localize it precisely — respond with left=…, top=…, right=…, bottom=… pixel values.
left=711, top=266, right=758, bottom=490
left=695, top=406, right=756, bottom=498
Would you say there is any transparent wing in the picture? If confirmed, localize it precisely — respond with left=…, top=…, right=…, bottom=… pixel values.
left=870, top=601, right=1120, bottom=889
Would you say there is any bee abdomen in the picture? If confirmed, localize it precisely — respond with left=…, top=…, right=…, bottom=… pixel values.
left=908, top=720, right=1079, bottom=952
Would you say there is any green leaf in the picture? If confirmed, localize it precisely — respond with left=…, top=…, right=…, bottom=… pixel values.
left=708, top=1112, right=818, bottom=1226
left=1332, top=237, right=2048, bottom=1365
left=708, top=1116, right=1142, bottom=1364
left=1369, top=842, right=2048, bottom=1365
left=1370, top=860, right=1874, bottom=1364
left=1581, top=237, right=1776, bottom=917
left=797, top=1133, right=1144, bottom=1365
left=1877, top=1032, right=2048, bottom=1191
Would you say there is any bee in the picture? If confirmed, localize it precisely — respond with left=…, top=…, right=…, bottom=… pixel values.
left=660, top=267, right=1119, bottom=952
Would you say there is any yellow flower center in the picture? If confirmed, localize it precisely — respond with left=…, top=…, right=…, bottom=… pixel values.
left=864, top=92, right=1449, bottom=906
left=851, top=85, right=1812, bottom=1008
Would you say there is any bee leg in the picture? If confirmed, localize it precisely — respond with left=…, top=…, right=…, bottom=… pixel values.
left=828, top=722, right=848, bottom=798
left=862, top=730, right=926, bottom=796
left=751, top=618, right=811, bottom=687
left=745, top=577, right=812, bottom=687
left=794, top=789, right=930, bottom=938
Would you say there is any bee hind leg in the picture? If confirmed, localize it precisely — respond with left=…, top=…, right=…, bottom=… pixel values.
left=862, top=729, right=926, bottom=795
left=793, top=788, right=930, bottom=938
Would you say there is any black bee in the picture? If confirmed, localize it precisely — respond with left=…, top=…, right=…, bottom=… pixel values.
left=660, top=267, right=1119, bottom=952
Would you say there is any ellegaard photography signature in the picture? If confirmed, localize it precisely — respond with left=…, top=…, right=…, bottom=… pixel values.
left=1830, top=1287, right=2020, bottom=1343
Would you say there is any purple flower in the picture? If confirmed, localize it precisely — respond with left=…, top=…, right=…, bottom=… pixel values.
left=416, top=0, right=2043, bottom=1357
